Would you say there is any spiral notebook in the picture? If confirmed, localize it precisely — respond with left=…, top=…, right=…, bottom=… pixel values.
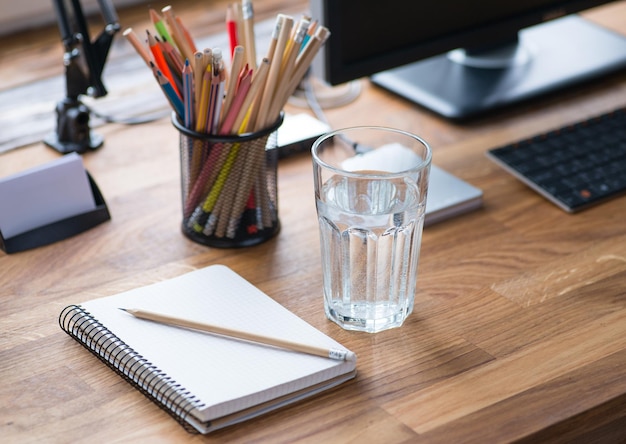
left=59, top=265, right=357, bottom=434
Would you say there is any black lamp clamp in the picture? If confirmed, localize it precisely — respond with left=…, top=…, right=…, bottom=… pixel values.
left=45, top=0, right=120, bottom=154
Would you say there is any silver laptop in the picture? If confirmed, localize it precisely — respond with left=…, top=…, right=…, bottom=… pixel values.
left=425, top=165, right=483, bottom=226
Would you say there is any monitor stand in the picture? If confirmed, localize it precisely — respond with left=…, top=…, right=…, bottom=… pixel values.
left=371, top=15, right=626, bottom=120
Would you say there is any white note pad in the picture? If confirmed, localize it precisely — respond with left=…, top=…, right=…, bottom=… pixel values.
left=340, top=143, right=483, bottom=225
left=0, top=153, right=96, bottom=238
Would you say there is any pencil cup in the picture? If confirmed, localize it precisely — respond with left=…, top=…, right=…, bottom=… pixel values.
left=173, top=113, right=284, bottom=248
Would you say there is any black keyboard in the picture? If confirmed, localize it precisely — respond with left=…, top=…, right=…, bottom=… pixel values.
left=486, top=107, right=626, bottom=212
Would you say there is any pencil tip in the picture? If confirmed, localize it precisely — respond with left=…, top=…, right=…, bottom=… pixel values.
left=118, top=307, right=129, bottom=313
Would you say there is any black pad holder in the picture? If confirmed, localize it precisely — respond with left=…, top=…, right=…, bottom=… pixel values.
left=0, top=173, right=110, bottom=254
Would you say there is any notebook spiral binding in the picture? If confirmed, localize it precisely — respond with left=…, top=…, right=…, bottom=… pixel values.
left=59, top=305, right=205, bottom=433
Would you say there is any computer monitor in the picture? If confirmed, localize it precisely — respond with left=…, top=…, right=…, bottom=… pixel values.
left=309, top=0, right=626, bottom=120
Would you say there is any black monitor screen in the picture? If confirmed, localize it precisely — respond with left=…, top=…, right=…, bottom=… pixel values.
left=310, top=0, right=626, bottom=119
left=338, top=1, right=549, bottom=68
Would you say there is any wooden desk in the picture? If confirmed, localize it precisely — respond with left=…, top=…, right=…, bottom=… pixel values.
left=2, top=1, right=626, bottom=442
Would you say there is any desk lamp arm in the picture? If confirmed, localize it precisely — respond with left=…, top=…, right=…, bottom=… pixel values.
left=45, top=0, right=120, bottom=154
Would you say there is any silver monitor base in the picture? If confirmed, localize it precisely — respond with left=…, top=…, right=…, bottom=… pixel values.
left=371, top=15, right=626, bottom=120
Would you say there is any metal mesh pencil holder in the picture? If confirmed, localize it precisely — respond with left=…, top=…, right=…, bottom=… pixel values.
left=172, top=113, right=283, bottom=248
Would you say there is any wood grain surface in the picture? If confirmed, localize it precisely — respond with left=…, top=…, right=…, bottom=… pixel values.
left=2, top=0, right=626, bottom=442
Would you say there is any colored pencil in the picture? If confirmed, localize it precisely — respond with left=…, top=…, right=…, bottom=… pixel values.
left=226, top=4, right=238, bottom=57
left=182, top=59, right=194, bottom=128
left=155, top=69, right=184, bottom=118
left=147, top=30, right=180, bottom=98
left=150, top=8, right=173, bottom=44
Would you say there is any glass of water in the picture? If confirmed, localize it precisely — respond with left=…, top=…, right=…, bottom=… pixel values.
left=312, top=127, right=431, bottom=333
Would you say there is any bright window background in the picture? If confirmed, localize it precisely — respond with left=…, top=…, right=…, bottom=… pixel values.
left=0, top=0, right=145, bottom=36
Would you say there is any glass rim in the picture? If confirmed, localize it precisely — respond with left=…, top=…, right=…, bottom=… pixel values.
left=311, top=126, right=432, bottom=178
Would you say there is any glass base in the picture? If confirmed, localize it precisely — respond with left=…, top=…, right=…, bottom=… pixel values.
left=325, top=300, right=412, bottom=333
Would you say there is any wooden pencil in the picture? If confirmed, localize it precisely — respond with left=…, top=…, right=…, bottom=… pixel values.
left=224, top=133, right=270, bottom=236
left=176, top=15, right=198, bottom=54
left=119, top=308, right=356, bottom=361
left=241, top=0, right=257, bottom=68
left=147, top=30, right=180, bottom=98
left=230, top=58, right=270, bottom=135
left=256, top=15, right=293, bottom=129
left=220, top=46, right=245, bottom=127
left=226, top=4, right=238, bottom=56
left=213, top=144, right=250, bottom=237
left=155, top=69, right=184, bottom=118
left=219, top=66, right=252, bottom=135
left=278, top=16, right=310, bottom=83
left=161, top=5, right=195, bottom=63
left=193, top=50, right=206, bottom=116
left=266, top=17, right=309, bottom=122
left=123, top=28, right=152, bottom=67
left=268, top=26, right=330, bottom=125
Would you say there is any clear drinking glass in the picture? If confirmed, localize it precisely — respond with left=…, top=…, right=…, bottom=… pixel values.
left=312, top=127, right=432, bottom=333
